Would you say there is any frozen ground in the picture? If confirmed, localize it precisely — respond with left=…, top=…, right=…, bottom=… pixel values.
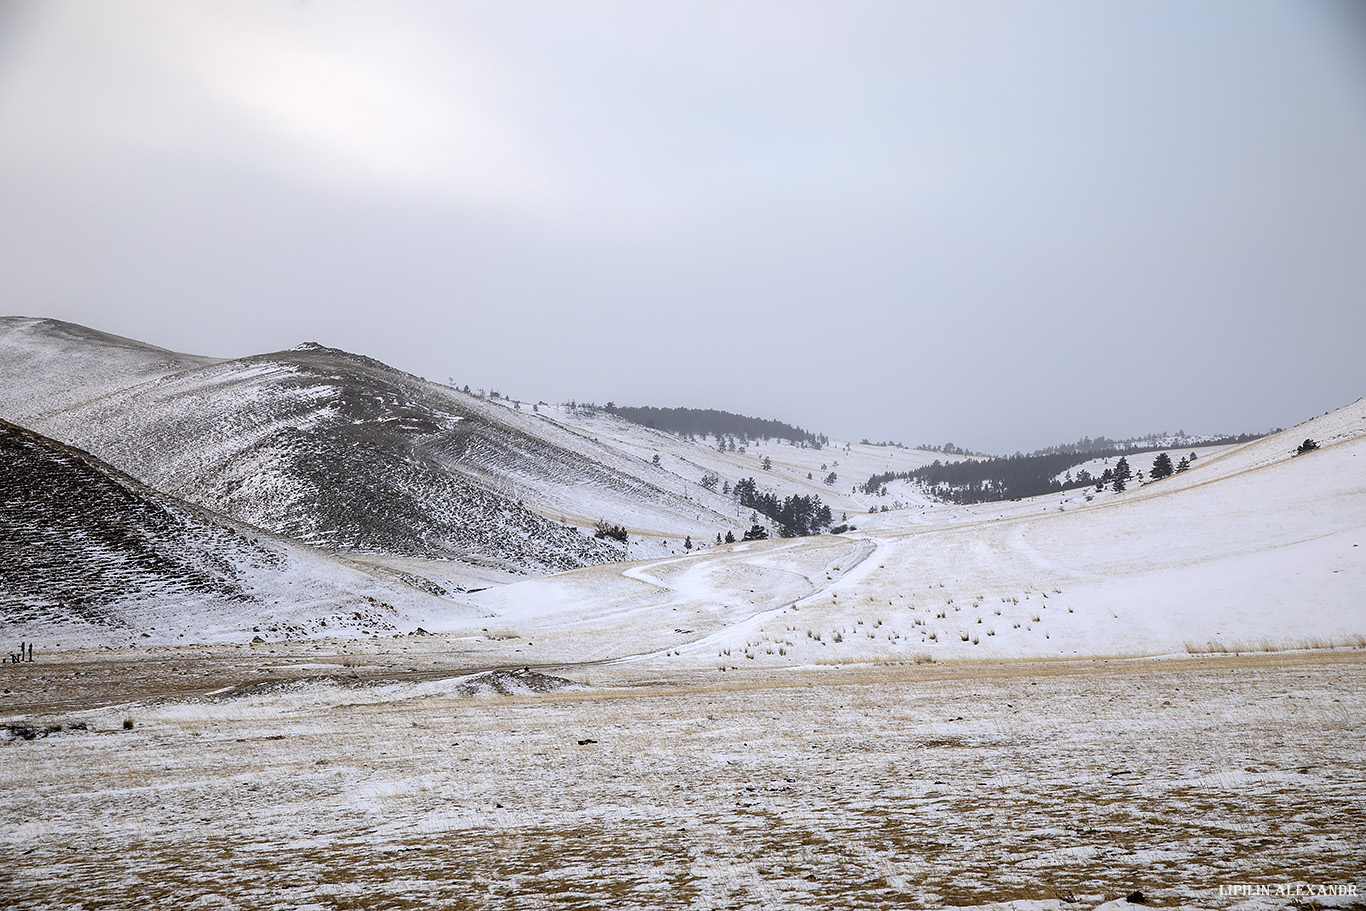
left=1, top=651, right=1362, bottom=910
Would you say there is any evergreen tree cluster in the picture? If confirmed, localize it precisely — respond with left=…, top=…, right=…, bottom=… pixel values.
left=867, top=441, right=1215, bottom=504
left=861, top=451, right=1098, bottom=503
left=603, top=404, right=826, bottom=448
left=913, top=441, right=985, bottom=456
left=863, top=448, right=1171, bottom=504
left=732, top=477, right=833, bottom=538
left=1109, top=457, right=1132, bottom=493
left=1022, top=430, right=1267, bottom=458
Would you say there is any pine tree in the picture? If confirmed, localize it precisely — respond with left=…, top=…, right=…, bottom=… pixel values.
left=1151, top=452, right=1174, bottom=480
left=1112, top=457, right=1130, bottom=493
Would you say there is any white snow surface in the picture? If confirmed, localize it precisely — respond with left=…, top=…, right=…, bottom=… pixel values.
left=441, top=398, right=1366, bottom=666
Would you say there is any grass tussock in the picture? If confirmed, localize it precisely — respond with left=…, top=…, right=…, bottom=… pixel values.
left=1184, top=633, right=1366, bottom=655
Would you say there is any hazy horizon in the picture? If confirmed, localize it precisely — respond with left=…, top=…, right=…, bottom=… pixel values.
left=2, top=1, right=1364, bottom=453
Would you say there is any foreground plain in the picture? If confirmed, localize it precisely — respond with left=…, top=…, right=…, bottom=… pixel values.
left=3, top=648, right=1363, bottom=910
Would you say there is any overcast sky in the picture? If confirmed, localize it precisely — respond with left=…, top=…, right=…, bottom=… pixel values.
left=2, top=1, right=1363, bottom=453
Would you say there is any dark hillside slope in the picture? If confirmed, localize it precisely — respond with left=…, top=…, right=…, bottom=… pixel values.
left=0, top=420, right=458, bottom=642
left=0, top=419, right=272, bottom=626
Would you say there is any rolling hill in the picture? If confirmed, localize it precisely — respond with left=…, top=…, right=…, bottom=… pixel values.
left=453, top=397, right=1366, bottom=665
left=0, top=419, right=462, bottom=644
left=2, top=316, right=1360, bottom=663
left=0, top=318, right=751, bottom=576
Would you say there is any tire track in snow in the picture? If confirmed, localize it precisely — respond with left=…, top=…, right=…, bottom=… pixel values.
left=648, top=535, right=880, bottom=659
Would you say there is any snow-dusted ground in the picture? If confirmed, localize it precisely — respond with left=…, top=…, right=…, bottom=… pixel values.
left=2, top=654, right=1362, bottom=910
left=413, top=398, right=1366, bottom=668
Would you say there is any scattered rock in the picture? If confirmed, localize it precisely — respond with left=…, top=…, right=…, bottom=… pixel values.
left=577, top=738, right=597, bottom=745
left=451, top=668, right=586, bottom=697
left=5, top=721, right=90, bottom=741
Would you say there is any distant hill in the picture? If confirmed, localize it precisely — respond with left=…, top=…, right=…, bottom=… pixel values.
left=600, top=403, right=826, bottom=447
left=867, top=431, right=1273, bottom=505
left=1020, top=430, right=1272, bottom=458
left=0, top=318, right=742, bottom=575
left=0, top=316, right=216, bottom=423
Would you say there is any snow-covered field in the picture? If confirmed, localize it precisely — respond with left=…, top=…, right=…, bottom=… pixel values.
left=421, top=398, right=1366, bottom=667
left=2, top=653, right=1362, bottom=910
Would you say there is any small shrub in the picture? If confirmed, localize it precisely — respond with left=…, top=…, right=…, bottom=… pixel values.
left=593, top=519, right=629, bottom=543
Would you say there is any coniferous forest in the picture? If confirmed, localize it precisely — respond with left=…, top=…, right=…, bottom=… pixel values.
left=732, top=477, right=833, bottom=537
left=864, top=446, right=1212, bottom=504
left=602, top=404, right=826, bottom=448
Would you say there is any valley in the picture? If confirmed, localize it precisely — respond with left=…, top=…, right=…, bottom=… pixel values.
left=2, top=318, right=1363, bottom=910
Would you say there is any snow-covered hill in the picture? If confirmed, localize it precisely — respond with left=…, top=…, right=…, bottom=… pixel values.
left=0, top=419, right=465, bottom=645
left=544, top=402, right=954, bottom=522
left=0, top=319, right=752, bottom=574
left=0, top=317, right=217, bottom=422
left=0, top=317, right=979, bottom=577
left=3, top=316, right=1359, bottom=663
left=450, top=398, right=1366, bottom=664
